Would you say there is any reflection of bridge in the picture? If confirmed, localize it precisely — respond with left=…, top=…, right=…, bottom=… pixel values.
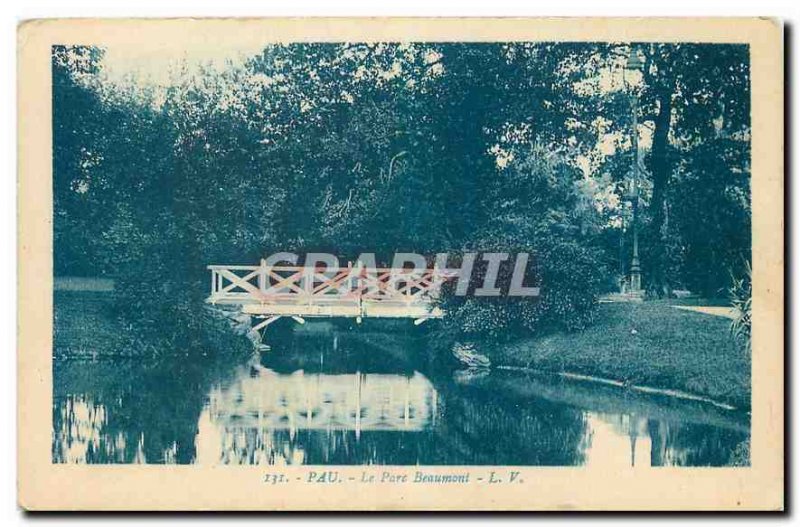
left=207, top=261, right=455, bottom=330
left=206, top=367, right=438, bottom=433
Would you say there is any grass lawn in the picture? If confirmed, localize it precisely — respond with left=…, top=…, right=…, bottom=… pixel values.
left=54, top=291, right=126, bottom=358
left=495, top=300, right=751, bottom=408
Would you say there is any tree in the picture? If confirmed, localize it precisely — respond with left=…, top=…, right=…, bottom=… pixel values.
left=52, top=45, right=107, bottom=275
left=638, top=44, right=750, bottom=296
left=52, top=41, right=752, bottom=355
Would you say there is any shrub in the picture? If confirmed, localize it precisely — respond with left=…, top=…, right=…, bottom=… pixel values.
left=729, top=259, right=752, bottom=353
left=438, top=145, right=609, bottom=340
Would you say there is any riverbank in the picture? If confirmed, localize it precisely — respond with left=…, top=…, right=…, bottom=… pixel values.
left=492, top=300, right=750, bottom=409
left=54, top=283, right=750, bottom=409
left=54, top=286, right=252, bottom=359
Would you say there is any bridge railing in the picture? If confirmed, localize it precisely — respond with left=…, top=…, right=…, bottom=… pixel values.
left=207, top=261, right=456, bottom=306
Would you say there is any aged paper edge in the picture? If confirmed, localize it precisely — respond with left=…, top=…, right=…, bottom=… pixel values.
left=17, top=17, right=784, bottom=511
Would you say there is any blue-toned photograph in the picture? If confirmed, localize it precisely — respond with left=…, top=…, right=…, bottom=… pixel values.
left=52, top=41, right=751, bottom=467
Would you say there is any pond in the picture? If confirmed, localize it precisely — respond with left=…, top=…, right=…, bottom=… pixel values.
left=52, top=324, right=749, bottom=466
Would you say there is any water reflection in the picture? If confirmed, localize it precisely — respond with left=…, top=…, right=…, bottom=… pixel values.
left=206, top=369, right=436, bottom=432
left=53, top=329, right=750, bottom=466
left=581, top=414, right=746, bottom=468
left=195, top=368, right=438, bottom=465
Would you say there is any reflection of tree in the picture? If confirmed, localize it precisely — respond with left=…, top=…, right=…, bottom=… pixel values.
left=648, top=420, right=748, bottom=467
left=430, top=383, right=589, bottom=465
left=648, top=419, right=668, bottom=466
left=586, top=413, right=748, bottom=467
left=53, top=358, right=239, bottom=463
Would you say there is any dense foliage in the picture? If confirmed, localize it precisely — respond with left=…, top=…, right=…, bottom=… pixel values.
left=52, top=42, right=751, bottom=354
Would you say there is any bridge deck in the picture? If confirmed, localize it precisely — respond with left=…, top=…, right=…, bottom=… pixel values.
left=206, top=261, right=452, bottom=321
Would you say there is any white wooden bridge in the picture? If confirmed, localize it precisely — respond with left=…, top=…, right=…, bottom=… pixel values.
left=207, top=260, right=456, bottom=331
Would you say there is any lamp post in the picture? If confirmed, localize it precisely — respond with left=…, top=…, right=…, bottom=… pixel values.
left=624, top=47, right=644, bottom=294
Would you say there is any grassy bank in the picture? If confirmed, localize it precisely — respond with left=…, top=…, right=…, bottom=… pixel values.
left=54, top=287, right=253, bottom=359
left=54, top=291, right=127, bottom=358
left=494, top=300, right=750, bottom=408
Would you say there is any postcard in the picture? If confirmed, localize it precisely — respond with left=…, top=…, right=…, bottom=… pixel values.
left=17, top=17, right=783, bottom=511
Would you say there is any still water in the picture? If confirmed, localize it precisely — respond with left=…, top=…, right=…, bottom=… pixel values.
left=53, top=326, right=749, bottom=466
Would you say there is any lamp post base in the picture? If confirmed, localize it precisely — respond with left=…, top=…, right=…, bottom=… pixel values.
left=629, top=274, right=641, bottom=292
left=630, top=258, right=642, bottom=293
